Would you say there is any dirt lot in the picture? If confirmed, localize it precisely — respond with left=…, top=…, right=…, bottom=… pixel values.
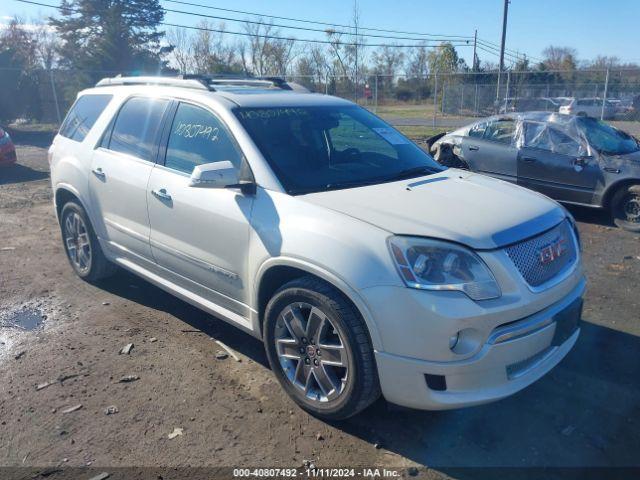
left=1, top=132, right=639, bottom=478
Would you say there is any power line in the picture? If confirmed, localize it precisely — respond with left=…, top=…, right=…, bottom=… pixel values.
left=477, top=40, right=527, bottom=60
left=161, top=21, right=470, bottom=49
left=162, top=4, right=476, bottom=44
left=475, top=45, right=524, bottom=66
left=160, top=0, right=541, bottom=63
left=476, top=43, right=526, bottom=63
left=163, top=0, right=476, bottom=41
left=11, top=0, right=538, bottom=64
left=12, top=0, right=472, bottom=49
left=477, top=37, right=539, bottom=61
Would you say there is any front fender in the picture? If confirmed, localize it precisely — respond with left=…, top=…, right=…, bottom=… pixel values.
left=247, top=188, right=402, bottom=350
left=252, top=257, right=384, bottom=350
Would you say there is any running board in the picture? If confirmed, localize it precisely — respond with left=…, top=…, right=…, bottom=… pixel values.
left=113, top=256, right=256, bottom=336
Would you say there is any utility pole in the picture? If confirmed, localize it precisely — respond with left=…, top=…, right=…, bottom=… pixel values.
left=496, top=0, right=510, bottom=102
left=353, top=0, right=359, bottom=104
left=472, top=29, right=478, bottom=72
left=354, top=23, right=358, bottom=103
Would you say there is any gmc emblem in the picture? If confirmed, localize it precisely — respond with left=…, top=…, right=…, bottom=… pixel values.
left=538, top=236, right=568, bottom=265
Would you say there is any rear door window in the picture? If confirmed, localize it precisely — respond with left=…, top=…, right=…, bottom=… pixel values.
left=522, top=122, right=583, bottom=156
left=164, top=103, right=243, bottom=174
left=59, top=94, right=112, bottom=142
left=523, top=122, right=552, bottom=150
left=107, top=97, right=169, bottom=161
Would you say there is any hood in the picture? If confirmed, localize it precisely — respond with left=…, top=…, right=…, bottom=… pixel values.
left=301, top=169, right=566, bottom=250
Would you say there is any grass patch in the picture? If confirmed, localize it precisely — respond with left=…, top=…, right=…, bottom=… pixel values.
left=395, top=125, right=447, bottom=141
left=7, top=122, right=59, bottom=133
left=375, top=104, right=437, bottom=118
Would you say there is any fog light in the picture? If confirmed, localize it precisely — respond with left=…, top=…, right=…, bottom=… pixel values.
left=449, top=332, right=460, bottom=350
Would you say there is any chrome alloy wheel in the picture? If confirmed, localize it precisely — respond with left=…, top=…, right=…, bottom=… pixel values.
left=63, top=211, right=92, bottom=274
left=623, top=193, right=640, bottom=223
left=274, top=302, right=348, bottom=402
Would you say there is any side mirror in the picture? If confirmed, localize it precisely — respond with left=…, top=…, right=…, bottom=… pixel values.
left=189, top=161, right=238, bottom=188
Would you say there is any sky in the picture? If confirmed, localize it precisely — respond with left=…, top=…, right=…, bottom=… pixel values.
left=3, top=0, right=640, bottom=67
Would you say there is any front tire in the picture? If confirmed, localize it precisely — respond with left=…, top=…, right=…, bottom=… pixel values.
left=60, top=201, right=117, bottom=282
left=264, top=276, right=380, bottom=420
left=611, top=184, right=640, bottom=232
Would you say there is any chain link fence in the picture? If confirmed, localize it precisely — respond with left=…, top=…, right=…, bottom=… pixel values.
left=2, top=67, right=640, bottom=136
left=291, top=69, right=640, bottom=135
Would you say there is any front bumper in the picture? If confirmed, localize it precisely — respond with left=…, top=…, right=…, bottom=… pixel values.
left=366, top=273, right=585, bottom=410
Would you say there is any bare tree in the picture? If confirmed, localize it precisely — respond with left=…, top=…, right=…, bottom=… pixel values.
left=370, top=45, right=404, bottom=95
left=237, top=40, right=250, bottom=75
left=540, top=46, right=578, bottom=83
left=540, top=46, right=578, bottom=71
left=372, top=45, right=404, bottom=76
left=191, top=21, right=243, bottom=74
left=243, top=20, right=296, bottom=76
left=295, top=45, right=329, bottom=89
left=325, top=1, right=366, bottom=89
left=167, top=26, right=192, bottom=74
left=406, top=43, right=429, bottom=79
left=31, top=18, right=60, bottom=70
left=590, top=55, right=620, bottom=70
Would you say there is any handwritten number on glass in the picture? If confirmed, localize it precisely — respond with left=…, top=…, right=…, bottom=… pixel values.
left=174, top=122, right=220, bottom=142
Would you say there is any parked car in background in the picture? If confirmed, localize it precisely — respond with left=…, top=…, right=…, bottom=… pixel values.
left=49, top=76, right=585, bottom=419
left=430, top=112, right=640, bottom=231
left=499, top=97, right=559, bottom=114
left=0, top=127, right=17, bottom=166
left=552, top=97, right=573, bottom=108
left=559, top=98, right=616, bottom=119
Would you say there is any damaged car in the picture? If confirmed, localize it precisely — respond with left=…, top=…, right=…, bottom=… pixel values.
left=429, top=112, right=640, bottom=231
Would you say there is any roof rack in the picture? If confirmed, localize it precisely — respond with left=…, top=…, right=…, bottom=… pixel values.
left=95, top=75, right=210, bottom=91
left=95, top=74, right=309, bottom=93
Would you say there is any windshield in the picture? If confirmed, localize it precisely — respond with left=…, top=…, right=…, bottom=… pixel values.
left=234, top=105, right=442, bottom=194
left=578, top=117, right=640, bottom=155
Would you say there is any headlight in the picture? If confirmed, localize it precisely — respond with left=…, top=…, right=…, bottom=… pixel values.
left=0, top=132, right=9, bottom=145
left=388, top=236, right=501, bottom=301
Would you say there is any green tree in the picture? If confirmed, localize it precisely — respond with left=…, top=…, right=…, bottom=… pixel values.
left=427, top=42, right=466, bottom=74
left=0, top=18, right=41, bottom=122
left=50, top=0, right=166, bottom=73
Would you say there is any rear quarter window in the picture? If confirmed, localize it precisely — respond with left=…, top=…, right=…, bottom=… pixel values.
left=59, top=94, right=113, bottom=142
left=107, top=97, right=169, bottom=162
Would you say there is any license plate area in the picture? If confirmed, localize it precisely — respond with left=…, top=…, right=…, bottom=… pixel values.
left=551, top=298, right=582, bottom=346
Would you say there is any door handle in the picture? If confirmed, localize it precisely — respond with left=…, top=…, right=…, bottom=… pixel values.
left=151, top=188, right=172, bottom=201
left=468, top=145, right=480, bottom=151
left=91, top=167, right=105, bottom=179
left=522, top=157, right=537, bottom=163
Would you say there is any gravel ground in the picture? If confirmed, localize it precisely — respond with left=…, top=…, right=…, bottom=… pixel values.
left=0, top=135, right=639, bottom=477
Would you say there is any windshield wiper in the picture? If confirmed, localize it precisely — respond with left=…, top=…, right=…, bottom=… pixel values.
left=385, top=165, right=441, bottom=182
left=288, top=166, right=441, bottom=195
left=324, top=179, right=383, bottom=191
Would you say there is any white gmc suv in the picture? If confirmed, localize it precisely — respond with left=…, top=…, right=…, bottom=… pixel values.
left=49, top=76, right=585, bottom=420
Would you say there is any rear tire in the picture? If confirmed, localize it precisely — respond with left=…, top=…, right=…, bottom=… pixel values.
left=611, top=184, right=640, bottom=232
left=60, top=201, right=117, bottom=282
left=263, top=276, right=380, bottom=420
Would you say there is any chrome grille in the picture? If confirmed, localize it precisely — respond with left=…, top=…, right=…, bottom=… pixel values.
left=505, top=220, right=577, bottom=288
